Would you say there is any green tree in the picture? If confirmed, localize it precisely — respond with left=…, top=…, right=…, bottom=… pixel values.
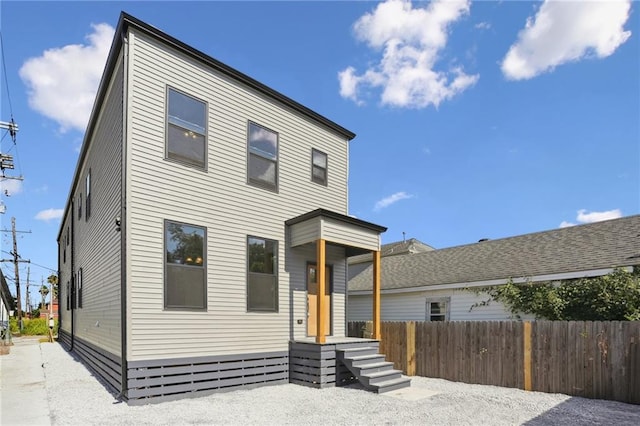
left=480, top=268, right=640, bottom=321
left=47, top=274, right=59, bottom=300
left=39, top=285, right=50, bottom=310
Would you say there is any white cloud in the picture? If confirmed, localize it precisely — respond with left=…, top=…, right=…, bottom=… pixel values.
left=559, top=209, right=622, bottom=228
left=35, top=208, right=64, bottom=222
left=338, top=0, right=478, bottom=108
left=19, top=23, right=115, bottom=133
left=475, top=22, right=491, bottom=30
left=0, top=178, right=23, bottom=196
left=374, top=191, right=414, bottom=211
left=502, top=0, right=632, bottom=80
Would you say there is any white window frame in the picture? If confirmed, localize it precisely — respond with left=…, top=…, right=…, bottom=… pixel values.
left=426, top=297, right=450, bottom=321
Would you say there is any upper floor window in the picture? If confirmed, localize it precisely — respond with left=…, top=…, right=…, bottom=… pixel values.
left=247, top=122, right=278, bottom=191
left=247, top=236, right=278, bottom=312
left=311, top=149, right=328, bottom=186
left=166, top=88, right=207, bottom=169
left=165, top=220, right=206, bottom=310
left=85, top=171, right=91, bottom=220
left=78, top=193, right=82, bottom=220
left=426, top=298, right=449, bottom=321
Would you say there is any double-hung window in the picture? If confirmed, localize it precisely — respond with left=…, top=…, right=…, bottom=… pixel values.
left=247, top=236, right=278, bottom=312
left=85, top=171, right=91, bottom=220
left=165, top=221, right=207, bottom=310
left=426, top=298, right=449, bottom=321
left=166, top=88, right=207, bottom=169
left=247, top=122, right=278, bottom=191
left=311, top=149, right=328, bottom=186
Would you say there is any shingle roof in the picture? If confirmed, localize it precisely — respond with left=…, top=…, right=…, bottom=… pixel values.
left=348, top=215, right=640, bottom=292
left=348, top=238, right=434, bottom=265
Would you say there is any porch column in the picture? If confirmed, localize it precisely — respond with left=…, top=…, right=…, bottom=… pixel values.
left=372, top=250, right=381, bottom=340
left=316, top=239, right=326, bottom=344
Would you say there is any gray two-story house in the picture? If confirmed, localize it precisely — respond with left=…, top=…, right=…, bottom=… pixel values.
left=57, top=12, right=408, bottom=404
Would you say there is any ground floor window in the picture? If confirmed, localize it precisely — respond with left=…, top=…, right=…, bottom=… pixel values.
left=246, top=236, right=278, bottom=312
left=165, top=220, right=207, bottom=310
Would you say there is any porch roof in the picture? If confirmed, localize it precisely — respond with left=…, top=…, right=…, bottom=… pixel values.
left=285, top=209, right=387, bottom=256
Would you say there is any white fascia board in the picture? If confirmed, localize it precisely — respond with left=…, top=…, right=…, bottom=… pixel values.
left=348, top=266, right=633, bottom=296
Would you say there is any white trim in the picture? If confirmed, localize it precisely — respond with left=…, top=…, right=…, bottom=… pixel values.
left=349, top=266, right=633, bottom=296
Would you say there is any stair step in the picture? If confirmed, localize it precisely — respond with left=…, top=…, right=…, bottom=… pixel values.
left=345, top=354, right=386, bottom=367
left=354, top=361, right=395, bottom=376
left=360, top=369, right=402, bottom=386
left=371, top=376, right=412, bottom=394
left=338, top=347, right=379, bottom=357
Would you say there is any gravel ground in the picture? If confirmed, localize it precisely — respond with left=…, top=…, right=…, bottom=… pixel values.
left=40, top=342, right=640, bottom=425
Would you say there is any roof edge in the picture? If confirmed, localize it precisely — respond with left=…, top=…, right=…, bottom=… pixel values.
left=286, top=208, right=387, bottom=233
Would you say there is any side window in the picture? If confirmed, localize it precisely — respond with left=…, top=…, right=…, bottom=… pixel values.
left=165, top=221, right=206, bottom=310
left=426, top=298, right=449, bottom=321
left=85, top=171, right=91, bottom=220
left=78, top=193, right=82, bottom=220
left=77, top=268, right=83, bottom=309
left=166, top=87, right=207, bottom=169
left=247, top=122, right=278, bottom=191
left=247, top=236, right=278, bottom=312
left=311, top=149, right=328, bottom=186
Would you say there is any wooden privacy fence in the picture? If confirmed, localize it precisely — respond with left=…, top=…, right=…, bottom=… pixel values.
left=348, top=321, right=640, bottom=404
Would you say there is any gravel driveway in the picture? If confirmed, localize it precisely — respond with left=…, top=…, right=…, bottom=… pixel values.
left=38, top=341, right=639, bottom=425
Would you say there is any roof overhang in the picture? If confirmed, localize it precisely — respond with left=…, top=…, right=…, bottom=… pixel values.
left=286, top=209, right=387, bottom=256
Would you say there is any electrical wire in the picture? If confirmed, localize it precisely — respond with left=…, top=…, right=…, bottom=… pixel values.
left=0, top=31, right=14, bottom=117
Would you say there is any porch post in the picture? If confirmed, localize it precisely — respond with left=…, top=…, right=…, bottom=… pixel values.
left=372, top=249, right=381, bottom=340
left=316, top=239, right=326, bottom=344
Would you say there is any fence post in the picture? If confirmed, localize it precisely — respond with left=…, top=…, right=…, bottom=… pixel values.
left=406, top=321, right=416, bottom=376
left=524, top=321, right=532, bottom=391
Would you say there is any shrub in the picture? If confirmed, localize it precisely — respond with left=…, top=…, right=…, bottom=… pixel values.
left=8, top=318, right=59, bottom=336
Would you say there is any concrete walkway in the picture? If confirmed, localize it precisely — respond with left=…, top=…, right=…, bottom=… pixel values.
left=0, top=336, right=51, bottom=426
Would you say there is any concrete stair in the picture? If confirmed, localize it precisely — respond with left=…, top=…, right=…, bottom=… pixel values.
left=337, top=347, right=410, bottom=393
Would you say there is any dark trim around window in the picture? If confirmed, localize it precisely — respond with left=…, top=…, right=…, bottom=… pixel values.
left=311, top=148, right=328, bottom=186
left=246, top=235, right=278, bottom=312
left=164, top=219, right=207, bottom=310
left=165, top=86, right=208, bottom=171
left=247, top=121, right=279, bottom=192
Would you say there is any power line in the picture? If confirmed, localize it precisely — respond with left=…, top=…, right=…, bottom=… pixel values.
left=0, top=31, right=14, bottom=117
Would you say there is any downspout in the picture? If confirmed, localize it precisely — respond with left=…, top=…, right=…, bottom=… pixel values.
left=118, top=31, right=129, bottom=401
left=70, top=200, right=75, bottom=351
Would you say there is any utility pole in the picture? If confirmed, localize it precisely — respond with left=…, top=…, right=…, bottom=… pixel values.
left=1, top=119, right=22, bottom=214
left=0, top=217, right=30, bottom=322
left=25, top=266, right=31, bottom=317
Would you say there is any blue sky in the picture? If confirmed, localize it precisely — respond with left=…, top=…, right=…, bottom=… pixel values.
left=1, top=1, right=638, bottom=309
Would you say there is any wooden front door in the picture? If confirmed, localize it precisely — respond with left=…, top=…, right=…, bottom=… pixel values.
left=307, top=264, right=331, bottom=337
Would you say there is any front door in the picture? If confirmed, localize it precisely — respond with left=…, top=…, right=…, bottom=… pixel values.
left=307, top=264, right=331, bottom=337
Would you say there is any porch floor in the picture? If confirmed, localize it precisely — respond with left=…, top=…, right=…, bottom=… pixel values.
left=292, top=336, right=378, bottom=344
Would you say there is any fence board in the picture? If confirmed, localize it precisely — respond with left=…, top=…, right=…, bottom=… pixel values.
left=349, top=320, right=639, bottom=404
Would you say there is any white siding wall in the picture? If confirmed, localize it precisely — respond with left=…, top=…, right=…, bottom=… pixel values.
left=126, top=30, right=350, bottom=360
left=290, top=218, right=321, bottom=247
left=348, top=289, right=534, bottom=322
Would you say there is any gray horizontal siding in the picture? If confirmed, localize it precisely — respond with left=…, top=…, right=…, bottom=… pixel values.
left=126, top=351, right=288, bottom=404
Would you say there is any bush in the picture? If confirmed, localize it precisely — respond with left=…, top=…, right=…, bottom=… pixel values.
left=8, top=318, right=58, bottom=335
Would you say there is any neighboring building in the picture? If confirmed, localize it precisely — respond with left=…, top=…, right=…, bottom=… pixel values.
left=348, top=215, right=640, bottom=322
left=39, top=298, right=59, bottom=320
left=57, top=12, right=407, bottom=404
left=0, top=270, right=13, bottom=332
